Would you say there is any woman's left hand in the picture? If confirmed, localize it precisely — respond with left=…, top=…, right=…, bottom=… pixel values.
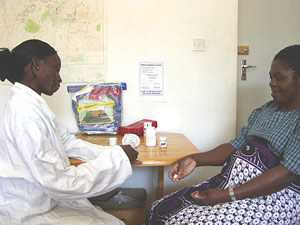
left=191, top=188, right=230, bottom=206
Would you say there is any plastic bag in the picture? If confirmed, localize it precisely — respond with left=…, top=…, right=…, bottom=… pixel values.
left=67, top=83, right=122, bottom=134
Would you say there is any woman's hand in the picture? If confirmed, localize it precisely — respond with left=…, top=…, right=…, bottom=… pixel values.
left=191, top=188, right=230, bottom=206
left=120, top=145, right=139, bottom=164
left=169, top=156, right=197, bottom=182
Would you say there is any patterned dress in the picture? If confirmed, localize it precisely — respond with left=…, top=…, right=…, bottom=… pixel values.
left=145, top=101, right=300, bottom=225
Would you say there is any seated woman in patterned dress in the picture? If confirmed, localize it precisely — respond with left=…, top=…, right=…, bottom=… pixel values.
left=145, top=45, right=300, bottom=225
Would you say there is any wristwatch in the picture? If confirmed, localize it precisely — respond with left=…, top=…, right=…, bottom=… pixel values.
left=228, top=186, right=237, bottom=201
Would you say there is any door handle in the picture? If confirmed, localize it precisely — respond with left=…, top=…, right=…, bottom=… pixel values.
left=241, top=59, right=256, bottom=80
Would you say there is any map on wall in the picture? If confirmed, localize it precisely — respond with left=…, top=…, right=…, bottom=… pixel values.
left=0, top=0, right=105, bottom=83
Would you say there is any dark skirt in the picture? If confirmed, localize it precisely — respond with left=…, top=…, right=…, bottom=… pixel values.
left=145, top=136, right=300, bottom=225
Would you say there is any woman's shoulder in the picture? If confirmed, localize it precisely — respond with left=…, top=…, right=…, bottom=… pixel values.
left=249, top=100, right=275, bottom=115
left=7, top=89, right=50, bottom=122
left=245, top=101, right=276, bottom=124
left=258, top=100, right=276, bottom=110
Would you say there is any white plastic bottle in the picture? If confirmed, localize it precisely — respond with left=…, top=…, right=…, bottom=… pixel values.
left=145, top=126, right=156, bottom=147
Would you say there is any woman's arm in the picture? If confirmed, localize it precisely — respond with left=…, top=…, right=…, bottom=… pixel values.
left=234, top=164, right=298, bottom=199
left=170, top=143, right=235, bottom=181
left=192, top=143, right=235, bottom=166
left=191, top=164, right=299, bottom=205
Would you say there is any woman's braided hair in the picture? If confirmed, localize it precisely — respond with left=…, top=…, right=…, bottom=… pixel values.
left=0, top=39, right=56, bottom=83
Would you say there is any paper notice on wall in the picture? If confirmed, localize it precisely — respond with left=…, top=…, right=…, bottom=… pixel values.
left=139, top=62, right=164, bottom=96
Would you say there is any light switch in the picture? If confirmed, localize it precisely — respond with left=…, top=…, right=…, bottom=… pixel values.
left=193, top=38, right=206, bottom=52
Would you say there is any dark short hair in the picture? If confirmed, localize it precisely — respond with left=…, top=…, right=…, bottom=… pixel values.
left=274, top=45, right=300, bottom=77
left=0, top=39, right=57, bottom=83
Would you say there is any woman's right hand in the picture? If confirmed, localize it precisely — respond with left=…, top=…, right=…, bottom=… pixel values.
left=169, top=156, right=197, bottom=182
left=120, top=145, right=139, bottom=164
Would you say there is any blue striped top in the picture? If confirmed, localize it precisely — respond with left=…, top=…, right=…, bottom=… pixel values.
left=231, top=101, right=300, bottom=175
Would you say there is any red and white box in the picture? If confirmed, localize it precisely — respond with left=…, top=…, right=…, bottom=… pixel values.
left=118, top=119, right=158, bottom=136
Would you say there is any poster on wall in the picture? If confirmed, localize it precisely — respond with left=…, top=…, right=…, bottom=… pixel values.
left=139, top=62, right=164, bottom=96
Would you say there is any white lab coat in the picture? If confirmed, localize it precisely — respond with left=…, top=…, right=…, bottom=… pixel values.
left=0, top=83, right=132, bottom=225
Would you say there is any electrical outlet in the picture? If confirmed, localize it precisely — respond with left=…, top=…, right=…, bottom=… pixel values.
left=193, top=38, right=206, bottom=52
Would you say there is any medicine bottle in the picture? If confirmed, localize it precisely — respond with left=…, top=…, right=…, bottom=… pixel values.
left=159, top=136, right=167, bottom=148
left=145, top=126, right=156, bottom=147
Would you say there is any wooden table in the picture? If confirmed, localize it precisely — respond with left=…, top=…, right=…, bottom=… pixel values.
left=74, top=132, right=199, bottom=199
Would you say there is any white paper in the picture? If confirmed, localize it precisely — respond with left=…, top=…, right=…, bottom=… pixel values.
left=139, top=62, right=164, bottom=96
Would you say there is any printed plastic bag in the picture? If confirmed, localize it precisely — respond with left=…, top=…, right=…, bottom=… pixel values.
left=67, top=83, right=122, bottom=134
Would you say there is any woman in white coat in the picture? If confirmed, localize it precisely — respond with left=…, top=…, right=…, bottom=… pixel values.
left=0, top=39, right=138, bottom=225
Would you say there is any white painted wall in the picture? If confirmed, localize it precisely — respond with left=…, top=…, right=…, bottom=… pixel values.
left=104, top=0, right=238, bottom=149
left=0, top=0, right=238, bottom=202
